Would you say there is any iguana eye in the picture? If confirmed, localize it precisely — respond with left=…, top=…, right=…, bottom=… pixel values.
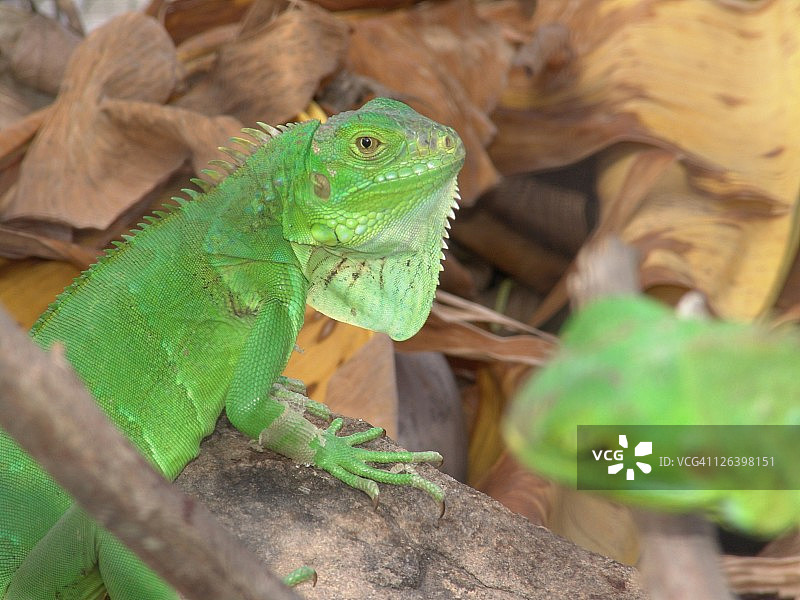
left=355, top=136, right=381, bottom=156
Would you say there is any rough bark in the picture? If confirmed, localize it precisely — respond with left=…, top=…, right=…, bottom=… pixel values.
left=176, top=416, right=647, bottom=599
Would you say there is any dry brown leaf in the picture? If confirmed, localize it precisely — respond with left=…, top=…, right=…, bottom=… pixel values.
left=284, top=307, right=373, bottom=404
left=718, top=529, right=800, bottom=599
left=146, top=0, right=253, bottom=45
left=326, top=333, right=398, bottom=436
left=8, top=12, right=81, bottom=95
left=100, top=100, right=243, bottom=179
left=722, top=553, right=800, bottom=599
left=1, top=13, right=184, bottom=230
left=0, top=109, right=50, bottom=221
left=312, top=0, right=427, bottom=10
left=0, top=8, right=61, bottom=128
left=0, top=107, right=49, bottom=172
left=0, top=4, right=31, bottom=45
left=0, top=225, right=94, bottom=266
left=175, top=23, right=240, bottom=77
left=176, top=1, right=349, bottom=126
left=487, top=0, right=800, bottom=320
left=2, top=96, right=241, bottom=233
left=345, top=0, right=513, bottom=204
left=0, top=13, right=248, bottom=246
left=0, top=76, right=50, bottom=131
left=596, top=143, right=796, bottom=316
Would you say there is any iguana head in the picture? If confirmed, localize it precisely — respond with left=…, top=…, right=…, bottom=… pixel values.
left=284, top=97, right=465, bottom=340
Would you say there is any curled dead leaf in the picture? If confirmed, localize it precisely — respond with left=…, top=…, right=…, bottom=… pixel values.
left=1, top=13, right=187, bottom=230
left=0, top=225, right=95, bottom=267
left=8, top=13, right=81, bottom=95
left=722, top=553, right=800, bottom=599
left=146, top=0, right=251, bottom=45
left=0, top=107, right=49, bottom=173
left=486, top=0, right=800, bottom=320
left=0, top=12, right=249, bottom=247
left=176, top=1, right=349, bottom=126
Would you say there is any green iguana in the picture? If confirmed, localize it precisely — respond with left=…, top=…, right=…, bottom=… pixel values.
left=505, top=295, right=800, bottom=536
left=0, top=97, right=465, bottom=599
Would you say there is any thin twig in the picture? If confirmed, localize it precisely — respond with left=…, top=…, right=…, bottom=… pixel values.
left=567, top=235, right=641, bottom=308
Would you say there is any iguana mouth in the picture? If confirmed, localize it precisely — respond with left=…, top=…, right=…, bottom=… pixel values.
left=372, top=151, right=465, bottom=185
left=340, top=175, right=461, bottom=256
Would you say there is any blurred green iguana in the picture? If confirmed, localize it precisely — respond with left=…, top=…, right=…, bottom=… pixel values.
left=506, top=295, right=800, bottom=537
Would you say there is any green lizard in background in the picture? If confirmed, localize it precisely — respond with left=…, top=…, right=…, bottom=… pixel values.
left=505, top=295, right=800, bottom=536
left=0, top=97, right=465, bottom=599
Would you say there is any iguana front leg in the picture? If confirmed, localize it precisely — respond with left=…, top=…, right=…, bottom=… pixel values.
left=223, top=272, right=444, bottom=511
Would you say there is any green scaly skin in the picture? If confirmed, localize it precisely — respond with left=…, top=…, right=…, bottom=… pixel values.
left=0, top=98, right=465, bottom=599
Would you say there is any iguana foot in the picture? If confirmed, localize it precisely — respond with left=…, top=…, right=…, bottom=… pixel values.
left=282, top=566, right=317, bottom=587
left=310, top=418, right=445, bottom=516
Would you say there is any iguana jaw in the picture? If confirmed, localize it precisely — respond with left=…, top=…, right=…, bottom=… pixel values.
left=293, top=175, right=463, bottom=341
left=345, top=152, right=463, bottom=254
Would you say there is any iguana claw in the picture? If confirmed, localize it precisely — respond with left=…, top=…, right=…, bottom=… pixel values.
left=310, top=418, right=445, bottom=514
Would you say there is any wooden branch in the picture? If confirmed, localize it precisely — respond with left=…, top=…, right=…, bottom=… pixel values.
left=635, top=511, right=734, bottom=600
left=0, top=306, right=299, bottom=600
left=568, top=235, right=641, bottom=308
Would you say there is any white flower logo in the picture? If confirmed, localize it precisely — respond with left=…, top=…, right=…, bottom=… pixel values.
left=607, top=435, right=652, bottom=480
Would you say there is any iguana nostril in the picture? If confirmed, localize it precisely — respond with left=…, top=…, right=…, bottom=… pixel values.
left=442, top=135, right=454, bottom=149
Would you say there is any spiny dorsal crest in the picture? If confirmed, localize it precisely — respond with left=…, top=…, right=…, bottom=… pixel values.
left=37, top=119, right=306, bottom=325
left=186, top=120, right=300, bottom=194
